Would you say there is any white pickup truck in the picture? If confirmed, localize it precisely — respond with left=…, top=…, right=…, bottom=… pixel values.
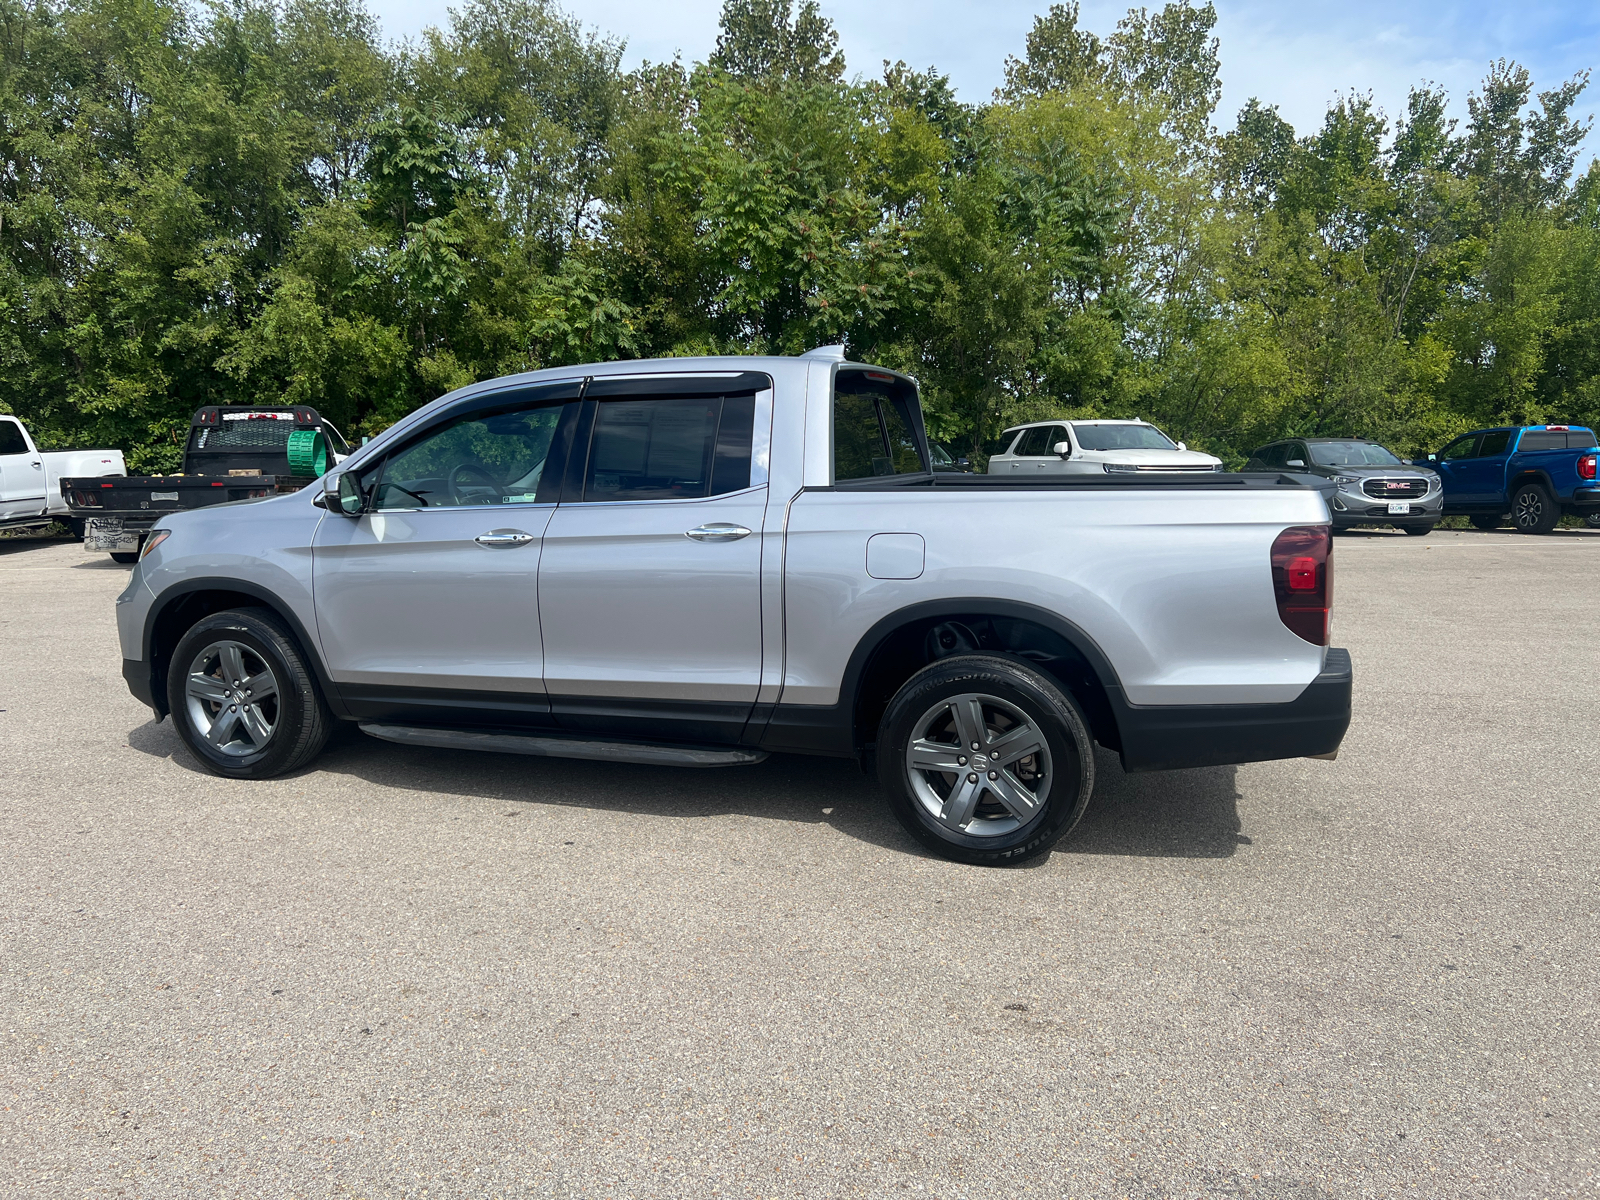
left=990, top=418, right=1223, bottom=474
left=0, top=415, right=125, bottom=535
left=116, top=349, right=1351, bottom=866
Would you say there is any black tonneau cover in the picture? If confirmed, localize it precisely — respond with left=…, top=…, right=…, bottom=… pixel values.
left=831, top=472, right=1317, bottom=490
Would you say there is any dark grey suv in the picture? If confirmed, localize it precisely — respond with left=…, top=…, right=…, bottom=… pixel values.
left=1246, top=437, right=1442, bottom=535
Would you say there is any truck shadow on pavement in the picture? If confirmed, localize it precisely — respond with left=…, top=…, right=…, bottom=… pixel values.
left=126, top=721, right=1245, bottom=862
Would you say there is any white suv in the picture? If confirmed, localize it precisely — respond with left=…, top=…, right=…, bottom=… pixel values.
left=989, top=419, right=1222, bottom=475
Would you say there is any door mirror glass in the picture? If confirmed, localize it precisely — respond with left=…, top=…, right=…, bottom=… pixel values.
left=337, top=472, right=363, bottom=516
left=1287, top=459, right=1305, bottom=467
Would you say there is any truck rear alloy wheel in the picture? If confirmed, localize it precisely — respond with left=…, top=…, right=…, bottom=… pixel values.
left=1512, top=483, right=1558, bottom=535
left=167, top=608, right=331, bottom=778
left=878, top=655, right=1094, bottom=865
left=905, top=693, right=1052, bottom=838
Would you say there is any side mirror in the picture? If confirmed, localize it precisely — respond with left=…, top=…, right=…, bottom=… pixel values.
left=324, top=472, right=363, bottom=516
left=1427, top=453, right=1438, bottom=462
left=1052, top=441, right=1071, bottom=458
left=1287, top=459, right=1305, bottom=467
left=1178, top=441, right=1187, bottom=451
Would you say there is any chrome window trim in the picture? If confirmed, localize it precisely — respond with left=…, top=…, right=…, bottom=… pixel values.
left=554, top=483, right=768, bottom=510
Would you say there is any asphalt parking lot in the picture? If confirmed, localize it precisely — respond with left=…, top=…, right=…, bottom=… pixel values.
left=3, top=527, right=1598, bottom=1199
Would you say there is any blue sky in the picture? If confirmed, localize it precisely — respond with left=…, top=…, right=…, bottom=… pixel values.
left=367, top=0, right=1600, bottom=167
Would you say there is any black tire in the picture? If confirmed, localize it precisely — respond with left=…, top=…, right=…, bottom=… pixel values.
left=110, top=551, right=139, bottom=563
left=1586, top=513, right=1600, bottom=530
left=166, top=607, right=332, bottom=779
left=1511, top=483, right=1558, bottom=534
left=1401, top=524, right=1433, bottom=536
left=1469, top=514, right=1503, bottom=531
left=876, top=654, right=1094, bottom=866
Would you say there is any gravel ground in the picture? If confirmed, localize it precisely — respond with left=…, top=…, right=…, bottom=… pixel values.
left=2, top=527, right=1598, bottom=1199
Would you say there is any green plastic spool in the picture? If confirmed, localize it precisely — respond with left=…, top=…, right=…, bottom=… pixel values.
left=286, top=428, right=329, bottom=477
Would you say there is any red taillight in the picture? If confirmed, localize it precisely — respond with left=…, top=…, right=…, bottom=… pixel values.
left=1271, top=525, right=1332, bottom=645
left=1581, top=454, right=1597, bottom=481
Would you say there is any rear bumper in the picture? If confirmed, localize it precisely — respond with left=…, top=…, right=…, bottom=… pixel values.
left=1571, top=488, right=1600, bottom=510
left=1115, top=648, right=1352, bottom=772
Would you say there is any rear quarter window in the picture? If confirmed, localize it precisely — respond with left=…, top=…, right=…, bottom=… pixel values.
left=833, top=369, right=926, bottom=481
left=1512, top=430, right=1565, bottom=451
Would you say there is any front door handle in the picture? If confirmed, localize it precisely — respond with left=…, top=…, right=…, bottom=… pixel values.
left=685, top=523, right=752, bottom=542
left=475, top=529, right=536, bottom=548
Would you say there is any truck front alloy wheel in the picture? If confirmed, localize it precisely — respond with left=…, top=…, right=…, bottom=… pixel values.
left=166, top=608, right=331, bottom=778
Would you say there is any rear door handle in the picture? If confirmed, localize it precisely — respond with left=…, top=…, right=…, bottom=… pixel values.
left=474, top=529, right=536, bottom=548
left=685, top=523, right=752, bottom=542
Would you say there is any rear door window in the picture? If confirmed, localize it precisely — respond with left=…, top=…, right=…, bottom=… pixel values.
left=582, top=394, right=755, bottom=501
left=1478, top=430, right=1513, bottom=455
left=0, top=420, right=25, bottom=455
left=574, top=373, right=766, bottom=503
left=833, top=369, right=927, bottom=481
left=1014, top=427, right=1055, bottom=457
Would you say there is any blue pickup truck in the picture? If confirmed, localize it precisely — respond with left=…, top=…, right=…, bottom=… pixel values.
left=1416, top=425, right=1600, bottom=533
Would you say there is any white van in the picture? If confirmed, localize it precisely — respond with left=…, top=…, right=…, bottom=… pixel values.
left=988, top=419, right=1222, bottom=475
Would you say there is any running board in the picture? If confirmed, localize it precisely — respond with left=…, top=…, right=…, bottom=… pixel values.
left=357, top=723, right=768, bottom=768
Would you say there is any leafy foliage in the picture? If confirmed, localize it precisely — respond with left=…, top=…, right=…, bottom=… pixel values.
left=1, top=0, right=1596, bottom=469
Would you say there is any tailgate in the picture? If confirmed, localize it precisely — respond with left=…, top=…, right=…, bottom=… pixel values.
left=62, top=475, right=282, bottom=514
left=61, top=476, right=281, bottom=515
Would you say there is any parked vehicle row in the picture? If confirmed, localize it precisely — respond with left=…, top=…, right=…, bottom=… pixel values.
left=986, top=417, right=1599, bottom=537
left=115, top=348, right=1351, bottom=865
left=0, top=415, right=125, bottom=535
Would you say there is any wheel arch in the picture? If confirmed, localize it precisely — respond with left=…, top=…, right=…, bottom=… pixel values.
left=1509, top=468, right=1556, bottom=496
left=839, top=598, right=1126, bottom=756
left=143, top=578, right=346, bottom=720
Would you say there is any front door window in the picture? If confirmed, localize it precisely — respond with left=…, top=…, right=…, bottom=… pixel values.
left=374, top=404, right=566, bottom=510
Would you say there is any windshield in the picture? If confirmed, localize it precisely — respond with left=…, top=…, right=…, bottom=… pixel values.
left=1307, top=441, right=1402, bottom=467
left=1071, top=423, right=1176, bottom=451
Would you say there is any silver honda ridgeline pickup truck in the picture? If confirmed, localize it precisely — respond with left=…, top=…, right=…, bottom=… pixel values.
left=117, top=349, right=1351, bottom=865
